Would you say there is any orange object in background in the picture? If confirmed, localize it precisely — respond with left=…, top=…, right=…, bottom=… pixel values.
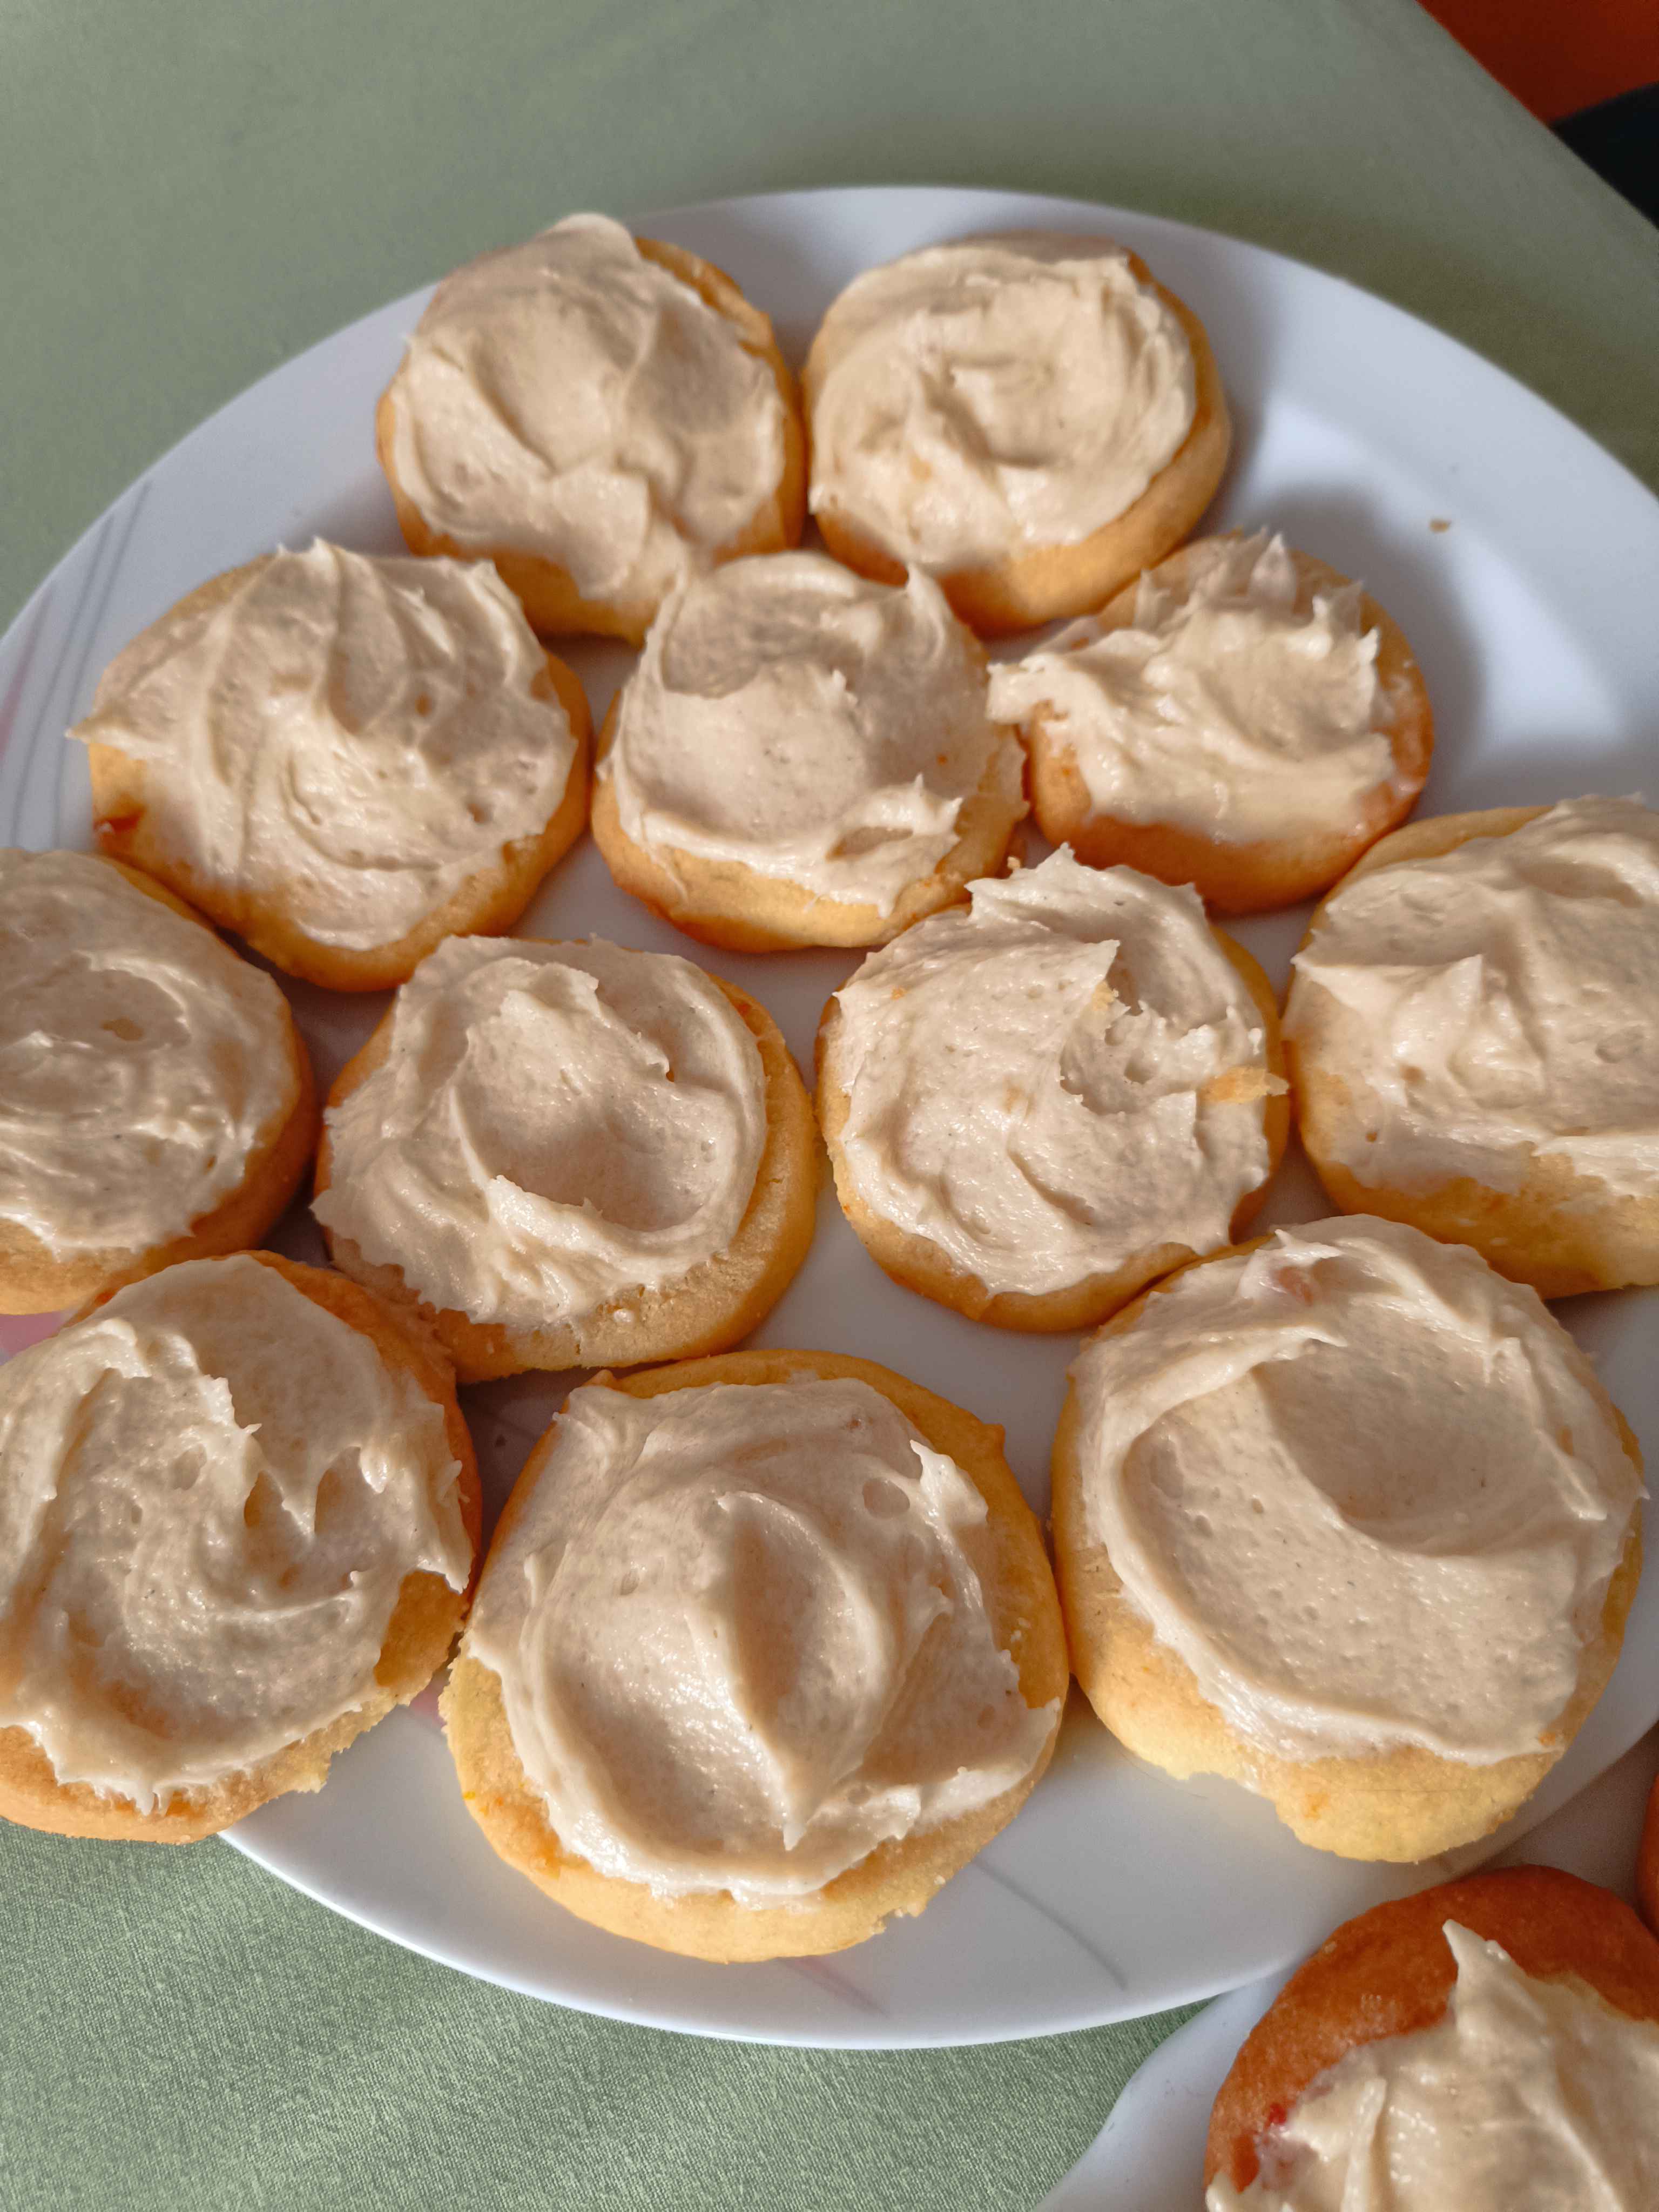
left=1422, top=0, right=1659, bottom=121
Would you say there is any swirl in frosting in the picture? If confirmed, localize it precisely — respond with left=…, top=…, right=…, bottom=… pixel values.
left=71, top=542, right=579, bottom=952
left=462, top=1374, right=1056, bottom=1902
left=601, top=551, right=1022, bottom=917
left=314, top=934, right=767, bottom=1332
left=0, top=849, right=296, bottom=1256
left=807, top=233, right=1195, bottom=569
left=381, top=213, right=788, bottom=605
left=0, top=1256, right=468, bottom=1808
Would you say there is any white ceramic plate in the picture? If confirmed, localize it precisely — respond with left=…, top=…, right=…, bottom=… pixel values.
left=1044, top=1725, right=1659, bottom=2209
left=3, top=185, right=1658, bottom=2049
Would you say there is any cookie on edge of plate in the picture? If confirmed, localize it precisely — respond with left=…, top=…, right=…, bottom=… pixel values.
left=1286, top=795, right=1659, bottom=1293
left=1052, top=1216, right=1643, bottom=1862
left=1204, top=1868, right=1659, bottom=2207
left=75, top=542, right=591, bottom=992
left=0, top=848, right=318, bottom=1314
left=0, top=1251, right=479, bottom=1843
left=377, top=213, right=806, bottom=644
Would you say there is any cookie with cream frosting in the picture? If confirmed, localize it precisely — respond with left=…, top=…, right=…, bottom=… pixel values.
left=0, top=848, right=317, bottom=1313
left=313, top=933, right=817, bottom=1381
left=1287, top=797, right=1659, bottom=1293
left=1053, top=1216, right=1643, bottom=1861
left=805, top=231, right=1230, bottom=635
left=443, top=1347, right=1066, bottom=1960
left=377, top=213, right=806, bottom=644
left=1205, top=1869, right=1659, bottom=2208
left=75, top=542, right=591, bottom=992
left=816, top=848, right=1287, bottom=1331
left=0, top=1252, right=478, bottom=1843
left=991, top=532, right=1433, bottom=913
left=592, top=550, right=1026, bottom=951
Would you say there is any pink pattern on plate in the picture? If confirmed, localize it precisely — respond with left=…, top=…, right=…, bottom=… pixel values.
left=0, top=1311, right=66, bottom=1358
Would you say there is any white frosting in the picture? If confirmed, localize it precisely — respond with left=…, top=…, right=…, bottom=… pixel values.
left=1287, top=797, right=1659, bottom=1198
left=382, top=212, right=787, bottom=606
left=70, top=542, right=578, bottom=953
left=1208, top=1923, right=1659, bottom=2210
left=0, top=849, right=295, bottom=1257
left=601, top=551, right=1022, bottom=918
left=1069, top=1217, right=1641, bottom=1763
left=990, top=533, right=1406, bottom=844
left=0, top=1256, right=468, bottom=1808
left=463, top=1374, right=1055, bottom=1903
left=808, top=232, right=1195, bottom=570
left=314, top=934, right=766, bottom=1333
left=824, top=850, right=1278, bottom=1297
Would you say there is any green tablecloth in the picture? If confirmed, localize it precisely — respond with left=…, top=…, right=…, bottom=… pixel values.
left=3, top=5, right=1657, bottom=2206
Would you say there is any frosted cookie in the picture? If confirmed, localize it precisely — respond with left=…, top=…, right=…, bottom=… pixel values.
left=990, top=532, right=1433, bottom=913
left=313, top=934, right=817, bottom=1382
left=1286, top=797, right=1659, bottom=1295
left=74, top=542, right=590, bottom=993
left=804, top=231, right=1230, bottom=635
left=592, top=551, right=1026, bottom=950
left=0, top=849, right=318, bottom=1313
left=1052, top=1217, right=1643, bottom=1862
left=443, top=1348, right=1067, bottom=1960
left=377, top=213, right=806, bottom=644
left=816, top=849, right=1287, bottom=1331
left=0, top=1252, right=478, bottom=1843
left=1206, top=1868, right=1659, bottom=2208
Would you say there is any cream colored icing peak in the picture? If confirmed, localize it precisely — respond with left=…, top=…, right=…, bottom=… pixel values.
left=1070, top=1217, right=1641, bottom=1764
left=70, top=542, right=578, bottom=953
left=601, top=551, right=1022, bottom=916
left=808, top=232, right=1195, bottom=569
left=0, top=1256, right=468, bottom=1808
left=313, top=934, right=766, bottom=1333
left=825, top=849, right=1278, bottom=1296
left=382, top=212, right=787, bottom=604
left=0, top=849, right=294, bottom=1257
left=1208, top=1924, right=1659, bottom=2210
left=1287, top=795, right=1659, bottom=1197
left=990, top=532, right=1405, bottom=844
left=463, top=1374, right=1055, bottom=1903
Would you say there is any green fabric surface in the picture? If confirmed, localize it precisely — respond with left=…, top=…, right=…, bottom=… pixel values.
left=3, top=1819, right=1195, bottom=2210
left=2, top=2, right=1657, bottom=2206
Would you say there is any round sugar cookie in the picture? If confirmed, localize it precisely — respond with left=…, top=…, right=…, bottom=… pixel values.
left=591, top=551, right=1026, bottom=952
left=0, top=1252, right=479, bottom=1843
left=1287, top=797, right=1659, bottom=1294
left=1205, top=1867, right=1659, bottom=2204
left=443, top=1347, right=1068, bottom=1961
left=993, top=532, right=1433, bottom=913
left=805, top=231, right=1231, bottom=635
left=314, top=934, right=818, bottom=1382
left=0, top=848, right=318, bottom=1314
left=76, top=542, right=591, bottom=992
left=815, top=849, right=1288, bottom=1331
left=377, top=214, right=806, bottom=644
left=1052, top=1218, right=1643, bottom=1863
